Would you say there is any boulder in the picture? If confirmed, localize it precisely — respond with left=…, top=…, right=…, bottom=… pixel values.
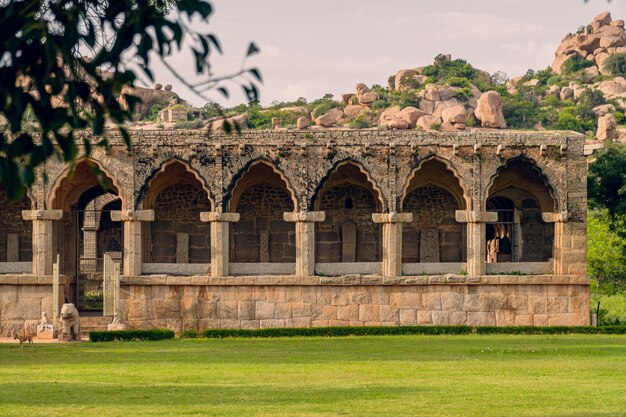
left=441, top=105, right=467, bottom=124
left=582, top=66, right=600, bottom=83
left=440, top=121, right=465, bottom=131
left=596, top=52, right=611, bottom=75
left=271, top=117, right=281, bottom=129
left=164, top=84, right=173, bottom=91
left=379, top=106, right=401, bottom=123
left=416, top=115, right=442, bottom=131
left=552, top=52, right=576, bottom=74
left=296, top=117, right=310, bottom=129
left=611, top=20, right=625, bottom=28
left=592, top=11, right=612, bottom=31
left=344, top=105, right=370, bottom=120
left=419, top=99, right=435, bottom=115
left=600, top=36, right=625, bottom=49
left=394, top=69, right=418, bottom=91
left=547, top=85, right=561, bottom=96
left=432, top=98, right=461, bottom=118
left=474, top=91, right=506, bottom=128
left=358, top=91, right=379, bottom=105
left=341, top=94, right=354, bottom=104
left=399, top=106, right=427, bottom=128
left=524, top=79, right=541, bottom=87
left=211, top=114, right=248, bottom=131
left=154, top=83, right=163, bottom=90
left=355, top=83, right=370, bottom=96
left=597, top=77, right=626, bottom=99
left=387, top=117, right=410, bottom=130
left=592, top=104, right=616, bottom=116
left=315, top=114, right=336, bottom=128
left=438, top=87, right=458, bottom=101
left=325, top=108, right=345, bottom=123
left=424, top=89, right=440, bottom=101
left=576, top=34, right=602, bottom=52
left=597, top=113, right=617, bottom=141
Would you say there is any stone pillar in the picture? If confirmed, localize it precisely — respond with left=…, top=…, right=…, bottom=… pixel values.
left=110, top=210, right=154, bottom=276
left=200, top=212, right=240, bottom=277
left=372, top=212, right=413, bottom=277
left=455, top=210, right=497, bottom=276
left=284, top=211, right=325, bottom=277
left=22, top=210, right=64, bottom=275
left=542, top=211, right=569, bottom=275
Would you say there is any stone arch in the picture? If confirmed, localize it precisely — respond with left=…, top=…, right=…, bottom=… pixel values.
left=48, top=158, right=125, bottom=211
left=227, top=160, right=296, bottom=264
left=485, top=156, right=557, bottom=263
left=485, top=156, right=557, bottom=212
left=141, top=159, right=213, bottom=264
left=311, top=159, right=386, bottom=212
left=312, top=160, right=384, bottom=263
left=401, top=158, right=467, bottom=263
left=224, top=158, right=298, bottom=212
left=137, top=158, right=214, bottom=210
left=83, top=193, right=121, bottom=230
left=401, top=156, right=469, bottom=210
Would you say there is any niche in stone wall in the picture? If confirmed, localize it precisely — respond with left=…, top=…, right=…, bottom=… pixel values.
left=486, top=158, right=556, bottom=263
left=228, top=162, right=296, bottom=263
left=314, top=162, right=383, bottom=263
left=0, top=187, right=32, bottom=262
left=401, top=159, right=467, bottom=264
left=143, top=161, right=212, bottom=264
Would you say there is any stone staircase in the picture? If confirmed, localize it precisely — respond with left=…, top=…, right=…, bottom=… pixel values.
left=80, top=316, right=112, bottom=337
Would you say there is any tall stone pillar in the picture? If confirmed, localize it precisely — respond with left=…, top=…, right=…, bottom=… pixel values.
left=200, top=212, right=240, bottom=277
left=455, top=210, right=497, bottom=276
left=284, top=211, right=325, bottom=277
left=372, top=212, right=413, bottom=277
left=542, top=211, right=569, bottom=275
left=22, top=210, right=64, bottom=275
left=111, top=210, right=154, bottom=276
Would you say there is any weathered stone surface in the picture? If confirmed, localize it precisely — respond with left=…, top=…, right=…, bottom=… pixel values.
left=474, top=91, right=506, bottom=128
left=358, top=91, right=380, bottom=105
left=315, top=114, right=336, bottom=127
left=296, top=117, right=310, bottom=129
left=416, top=115, right=442, bottom=131
left=597, top=113, right=618, bottom=141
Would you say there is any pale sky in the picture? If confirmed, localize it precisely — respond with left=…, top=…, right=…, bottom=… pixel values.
left=146, top=0, right=626, bottom=107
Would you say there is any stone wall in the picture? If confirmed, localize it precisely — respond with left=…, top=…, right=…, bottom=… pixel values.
left=316, top=184, right=381, bottom=262
left=402, top=185, right=464, bottom=263
left=0, top=189, right=32, bottom=262
left=119, top=275, right=589, bottom=331
left=231, top=183, right=295, bottom=263
left=150, top=183, right=212, bottom=263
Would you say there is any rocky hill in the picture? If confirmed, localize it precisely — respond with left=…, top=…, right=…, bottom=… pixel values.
left=125, top=11, right=626, bottom=142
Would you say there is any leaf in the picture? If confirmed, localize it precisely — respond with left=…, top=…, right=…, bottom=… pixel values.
left=246, top=42, right=260, bottom=57
left=217, top=87, right=229, bottom=98
left=249, top=68, right=263, bottom=83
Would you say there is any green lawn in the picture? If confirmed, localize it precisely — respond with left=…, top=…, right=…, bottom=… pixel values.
left=0, top=335, right=625, bottom=416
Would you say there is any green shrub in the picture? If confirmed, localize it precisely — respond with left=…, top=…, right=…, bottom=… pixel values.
left=371, top=100, right=388, bottom=111
left=551, top=106, right=592, bottom=133
left=602, top=53, right=626, bottom=76
left=312, top=102, right=335, bottom=119
left=183, top=325, right=626, bottom=339
left=175, top=119, right=204, bottom=129
left=615, top=111, right=625, bottom=125
left=562, top=55, right=594, bottom=75
left=90, top=329, right=175, bottom=342
left=430, top=122, right=441, bottom=131
left=348, top=115, right=372, bottom=129
left=445, top=76, right=471, bottom=88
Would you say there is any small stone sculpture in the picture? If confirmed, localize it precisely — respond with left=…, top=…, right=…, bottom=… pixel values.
left=39, top=312, right=50, bottom=325
left=58, top=303, right=81, bottom=342
left=107, top=312, right=128, bottom=331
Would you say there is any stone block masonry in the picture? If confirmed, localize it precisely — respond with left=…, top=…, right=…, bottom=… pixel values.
left=0, top=129, right=590, bottom=331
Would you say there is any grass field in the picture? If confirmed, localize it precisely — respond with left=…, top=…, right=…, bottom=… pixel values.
left=0, top=335, right=625, bottom=416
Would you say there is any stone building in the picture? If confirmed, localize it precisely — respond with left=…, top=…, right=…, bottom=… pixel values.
left=0, top=129, right=589, bottom=335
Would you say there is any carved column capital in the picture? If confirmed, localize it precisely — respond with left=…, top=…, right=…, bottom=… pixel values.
left=200, top=212, right=240, bottom=223
left=110, top=210, right=154, bottom=222
left=455, top=210, right=497, bottom=223
left=372, top=212, right=413, bottom=224
left=283, top=211, right=325, bottom=223
left=541, top=211, right=569, bottom=223
left=22, top=210, right=63, bottom=221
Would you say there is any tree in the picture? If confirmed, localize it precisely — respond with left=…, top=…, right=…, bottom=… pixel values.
left=0, top=0, right=260, bottom=199
left=588, top=144, right=626, bottom=233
